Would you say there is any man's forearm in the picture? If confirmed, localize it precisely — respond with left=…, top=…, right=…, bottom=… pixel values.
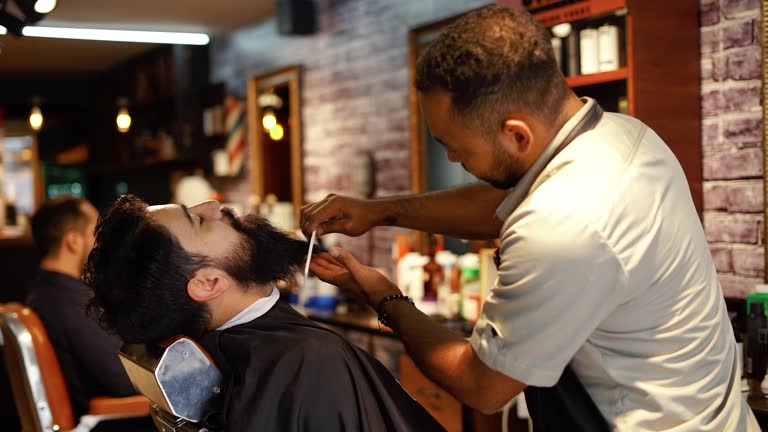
left=375, top=183, right=506, bottom=240
left=382, top=299, right=525, bottom=413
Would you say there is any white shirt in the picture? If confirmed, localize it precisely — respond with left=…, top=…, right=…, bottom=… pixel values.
left=217, top=286, right=280, bottom=330
left=470, top=100, right=758, bottom=430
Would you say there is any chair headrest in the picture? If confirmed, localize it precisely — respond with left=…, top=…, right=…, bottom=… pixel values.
left=119, top=337, right=222, bottom=423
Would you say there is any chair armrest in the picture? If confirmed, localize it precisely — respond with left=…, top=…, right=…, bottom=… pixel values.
left=87, top=395, right=151, bottom=416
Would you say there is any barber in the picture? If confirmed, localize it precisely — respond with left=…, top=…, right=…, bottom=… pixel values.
left=304, top=5, right=757, bottom=431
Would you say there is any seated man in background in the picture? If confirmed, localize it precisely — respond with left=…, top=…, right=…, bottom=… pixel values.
left=25, top=196, right=137, bottom=419
left=84, top=194, right=443, bottom=431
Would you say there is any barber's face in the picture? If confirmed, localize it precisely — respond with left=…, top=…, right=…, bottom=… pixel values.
left=420, top=90, right=527, bottom=190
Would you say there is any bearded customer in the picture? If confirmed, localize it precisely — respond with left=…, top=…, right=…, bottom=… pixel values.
left=84, top=195, right=444, bottom=431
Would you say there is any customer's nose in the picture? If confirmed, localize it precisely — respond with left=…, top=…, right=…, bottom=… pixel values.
left=190, top=200, right=222, bottom=220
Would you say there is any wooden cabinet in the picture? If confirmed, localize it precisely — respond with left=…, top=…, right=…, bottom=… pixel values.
left=501, top=0, right=702, bottom=213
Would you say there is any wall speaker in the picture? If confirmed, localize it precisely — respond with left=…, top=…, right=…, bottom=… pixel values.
left=277, top=0, right=317, bottom=36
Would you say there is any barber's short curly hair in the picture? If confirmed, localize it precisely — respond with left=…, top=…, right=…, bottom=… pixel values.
left=415, top=6, right=568, bottom=133
left=83, top=195, right=210, bottom=343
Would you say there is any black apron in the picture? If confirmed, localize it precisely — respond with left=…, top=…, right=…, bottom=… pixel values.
left=524, top=365, right=610, bottom=432
left=495, top=99, right=610, bottom=431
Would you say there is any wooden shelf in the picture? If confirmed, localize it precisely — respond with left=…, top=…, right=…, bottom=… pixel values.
left=565, top=67, right=628, bottom=88
left=527, top=0, right=628, bottom=27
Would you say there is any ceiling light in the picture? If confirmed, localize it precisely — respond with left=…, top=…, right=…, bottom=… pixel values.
left=269, top=124, right=284, bottom=141
left=19, top=26, right=210, bottom=45
left=257, top=93, right=283, bottom=109
left=28, top=106, right=43, bottom=131
left=262, top=109, right=277, bottom=130
left=33, top=0, right=56, bottom=14
left=116, top=107, right=131, bottom=133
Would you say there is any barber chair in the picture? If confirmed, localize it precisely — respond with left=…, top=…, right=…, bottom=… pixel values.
left=119, top=337, right=224, bottom=432
left=0, top=302, right=150, bottom=432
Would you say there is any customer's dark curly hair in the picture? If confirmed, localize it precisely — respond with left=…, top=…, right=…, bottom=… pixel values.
left=415, top=6, right=569, bottom=134
left=83, top=195, right=211, bottom=343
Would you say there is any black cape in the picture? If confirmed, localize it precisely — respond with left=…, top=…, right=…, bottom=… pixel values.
left=198, top=301, right=445, bottom=431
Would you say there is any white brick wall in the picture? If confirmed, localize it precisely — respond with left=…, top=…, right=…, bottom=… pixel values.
left=700, top=0, right=765, bottom=296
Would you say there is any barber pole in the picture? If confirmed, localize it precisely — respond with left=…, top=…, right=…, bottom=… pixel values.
left=225, top=97, right=246, bottom=176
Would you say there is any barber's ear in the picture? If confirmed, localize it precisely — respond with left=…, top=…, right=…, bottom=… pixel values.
left=501, top=119, right=534, bottom=155
left=187, top=268, right=231, bottom=303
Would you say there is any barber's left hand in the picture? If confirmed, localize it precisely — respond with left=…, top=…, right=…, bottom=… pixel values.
left=310, top=247, right=401, bottom=308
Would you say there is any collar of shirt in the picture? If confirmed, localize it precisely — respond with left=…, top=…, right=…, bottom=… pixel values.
left=216, top=285, right=280, bottom=331
left=495, top=97, right=601, bottom=221
left=33, top=269, right=90, bottom=295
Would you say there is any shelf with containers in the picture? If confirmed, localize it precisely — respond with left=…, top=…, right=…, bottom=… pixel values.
left=518, top=0, right=702, bottom=212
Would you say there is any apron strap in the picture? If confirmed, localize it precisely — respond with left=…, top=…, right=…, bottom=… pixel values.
left=524, top=364, right=611, bottom=431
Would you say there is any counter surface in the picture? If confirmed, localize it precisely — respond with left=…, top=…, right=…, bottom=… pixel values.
left=299, top=306, right=475, bottom=338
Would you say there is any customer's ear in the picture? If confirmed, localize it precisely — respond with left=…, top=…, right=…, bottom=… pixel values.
left=62, top=228, right=83, bottom=254
left=187, top=268, right=230, bottom=302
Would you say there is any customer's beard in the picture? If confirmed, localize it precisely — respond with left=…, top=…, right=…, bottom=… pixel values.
left=216, top=208, right=308, bottom=287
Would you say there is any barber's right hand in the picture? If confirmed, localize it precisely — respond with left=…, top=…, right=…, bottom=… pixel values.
left=301, top=194, right=383, bottom=238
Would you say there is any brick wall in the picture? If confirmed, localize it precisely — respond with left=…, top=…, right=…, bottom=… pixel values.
left=700, top=0, right=765, bottom=297
left=211, top=0, right=492, bottom=269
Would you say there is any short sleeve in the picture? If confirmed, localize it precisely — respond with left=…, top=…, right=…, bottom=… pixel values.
left=470, top=209, right=627, bottom=387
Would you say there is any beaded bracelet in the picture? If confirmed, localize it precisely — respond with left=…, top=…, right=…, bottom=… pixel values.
left=376, top=294, right=414, bottom=328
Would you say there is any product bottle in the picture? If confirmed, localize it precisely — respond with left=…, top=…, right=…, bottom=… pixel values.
left=460, top=267, right=481, bottom=322
left=422, top=235, right=444, bottom=301
left=435, top=250, right=457, bottom=318
left=5, top=184, right=16, bottom=227
left=449, top=266, right=462, bottom=318
left=397, top=252, right=426, bottom=301
left=746, top=301, right=767, bottom=380
left=458, top=253, right=481, bottom=322
left=392, top=234, right=412, bottom=287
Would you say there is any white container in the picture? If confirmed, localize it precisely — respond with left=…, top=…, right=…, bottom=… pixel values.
left=396, top=252, right=423, bottom=291
left=435, top=251, right=457, bottom=284
left=436, top=251, right=458, bottom=318
left=579, top=28, right=599, bottom=75
left=598, top=24, right=620, bottom=72
left=551, top=37, right=563, bottom=70
left=405, top=256, right=429, bottom=301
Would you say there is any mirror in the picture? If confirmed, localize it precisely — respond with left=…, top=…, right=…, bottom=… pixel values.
left=246, top=66, right=303, bottom=228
